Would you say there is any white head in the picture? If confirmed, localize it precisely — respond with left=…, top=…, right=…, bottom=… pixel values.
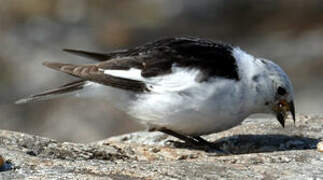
left=249, top=58, right=295, bottom=127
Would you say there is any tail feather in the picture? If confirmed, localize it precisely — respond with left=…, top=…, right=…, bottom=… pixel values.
left=15, top=80, right=86, bottom=104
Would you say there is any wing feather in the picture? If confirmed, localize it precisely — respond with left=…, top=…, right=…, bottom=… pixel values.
left=42, top=62, right=148, bottom=92
left=63, top=49, right=129, bottom=61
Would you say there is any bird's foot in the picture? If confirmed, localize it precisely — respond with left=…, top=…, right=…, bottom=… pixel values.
left=159, top=128, right=229, bottom=154
left=191, top=136, right=229, bottom=154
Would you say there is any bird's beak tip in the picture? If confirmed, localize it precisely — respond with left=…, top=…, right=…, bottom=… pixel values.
left=290, top=100, right=296, bottom=124
left=276, top=112, right=285, bottom=128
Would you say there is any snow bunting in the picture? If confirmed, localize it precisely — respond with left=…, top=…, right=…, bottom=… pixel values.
left=16, top=37, right=296, bottom=145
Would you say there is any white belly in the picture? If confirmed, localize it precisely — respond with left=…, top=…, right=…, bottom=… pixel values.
left=128, top=78, right=249, bottom=136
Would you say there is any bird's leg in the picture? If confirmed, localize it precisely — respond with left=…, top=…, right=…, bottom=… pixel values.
left=158, top=128, right=200, bottom=146
left=159, top=129, right=226, bottom=153
left=191, top=136, right=212, bottom=145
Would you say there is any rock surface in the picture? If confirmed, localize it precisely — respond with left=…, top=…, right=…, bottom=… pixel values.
left=0, top=115, right=322, bottom=179
left=318, top=141, right=323, bottom=152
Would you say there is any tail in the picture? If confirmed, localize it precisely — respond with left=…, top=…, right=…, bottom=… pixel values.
left=15, top=80, right=86, bottom=104
left=16, top=47, right=123, bottom=104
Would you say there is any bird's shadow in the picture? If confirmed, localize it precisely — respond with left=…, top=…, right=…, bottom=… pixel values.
left=169, top=134, right=320, bottom=155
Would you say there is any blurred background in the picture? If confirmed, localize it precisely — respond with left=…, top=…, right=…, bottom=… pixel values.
left=0, top=0, right=322, bottom=143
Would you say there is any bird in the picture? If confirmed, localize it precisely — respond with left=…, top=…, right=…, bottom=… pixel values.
left=16, top=37, right=296, bottom=146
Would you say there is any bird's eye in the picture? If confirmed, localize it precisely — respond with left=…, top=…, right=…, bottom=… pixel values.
left=277, top=86, right=287, bottom=96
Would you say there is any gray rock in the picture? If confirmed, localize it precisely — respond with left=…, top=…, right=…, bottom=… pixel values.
left=318, top=141, right=323, bottom=152
left=0, top=115, right=322, bottom=179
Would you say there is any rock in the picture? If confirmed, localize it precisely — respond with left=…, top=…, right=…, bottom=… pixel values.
left=0, top=154, right=12, bottom=172
left=317, top=141, right=323, bottom=152
left=0, top=155, right=3, bottom=169
left=0, top=115, right=322, bottom=179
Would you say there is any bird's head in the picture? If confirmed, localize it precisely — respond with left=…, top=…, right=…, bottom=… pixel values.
left=257, top=59, right=295, bottom=127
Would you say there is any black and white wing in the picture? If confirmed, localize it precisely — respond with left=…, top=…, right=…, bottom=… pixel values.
left=16, top=37, right=240, bottom=103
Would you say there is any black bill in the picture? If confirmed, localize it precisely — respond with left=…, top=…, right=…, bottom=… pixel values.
left=290, top=100, right=296, bottom=124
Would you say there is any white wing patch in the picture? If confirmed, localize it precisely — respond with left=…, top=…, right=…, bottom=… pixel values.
left=103, top=68, right=145, bottom=81
left=103, top=66, right=201, bottom=93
